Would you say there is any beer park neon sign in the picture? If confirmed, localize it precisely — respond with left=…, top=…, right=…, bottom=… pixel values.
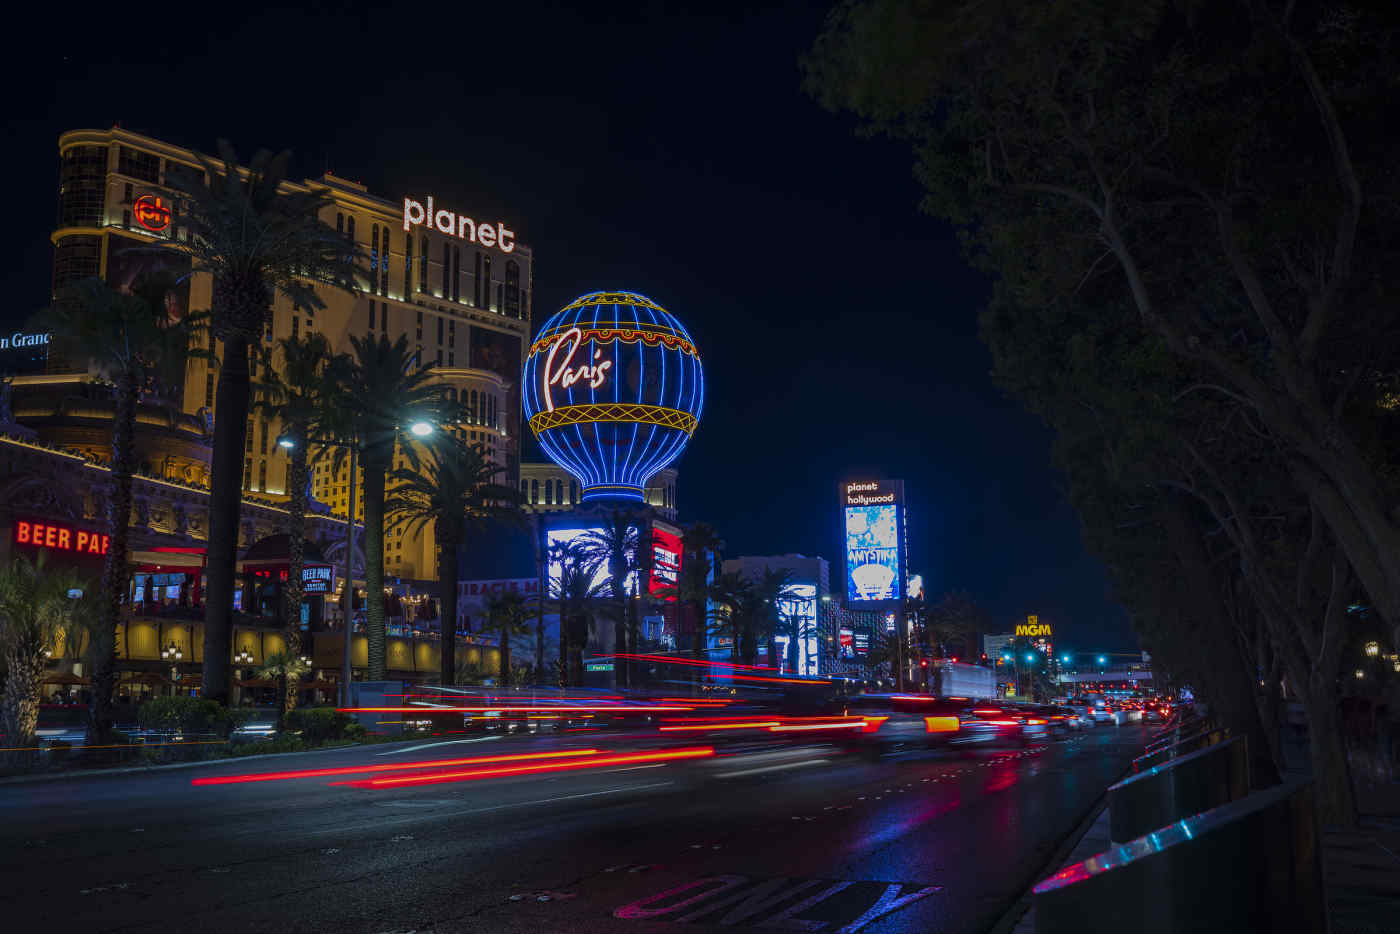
left=13, top=519, right=109, bottom=556
left=402, top=196, right=516, bottom=252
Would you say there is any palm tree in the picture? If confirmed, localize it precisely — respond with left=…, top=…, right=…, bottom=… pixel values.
left=165, top=141, right=360, bottom=705
left=678, top=522, right=723, bottom=662
left=486, top=591, right=532, bottom=687
left=42, top=274, right=205, bottom=741
left=708, top=571, right=756, bottom=665
left=579, top=511, right=641, bottom=687
left=0, top=553, right=90, bottom=753
left=255, top=650, right=310, bottom=732
left=752, top=568, right=805, bottom=673
left=336, top=333, right=446, bottom=680
left=774, top=604, right=818, bottom=676
left=385, top=435, right=522, bottom=686
left=547, top=539, right=607, bottom=686
left=253, top=332, right=335, bottom=702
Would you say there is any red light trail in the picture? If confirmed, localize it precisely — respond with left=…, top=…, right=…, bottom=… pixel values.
left=342, top=746, right=716, bottom=789
left=191, top=749, right=605, bottom=786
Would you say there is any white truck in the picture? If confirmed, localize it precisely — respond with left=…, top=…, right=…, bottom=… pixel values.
left=931, top=661, right=996, bottom=699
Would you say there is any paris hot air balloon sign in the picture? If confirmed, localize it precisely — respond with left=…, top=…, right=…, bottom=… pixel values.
left=523, top=291, right=703, bottom=502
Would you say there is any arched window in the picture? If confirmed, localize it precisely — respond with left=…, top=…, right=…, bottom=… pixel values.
left=530, top=479, right=539, bottom=504
left=470, top=390, right=479, bottom=424
left=544, top=480, right=553, bottom=505
left=488, top=394, right=495, bottom=428
left=336, top=212, right=343, bottom=233
left=258, top=460, right=267, bottom=492
left=346, top=215, right=355, bottom=239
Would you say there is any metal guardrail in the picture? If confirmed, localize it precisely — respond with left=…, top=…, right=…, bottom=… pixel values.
left=1133, top=726, right=1227, bottom=773
left=1108, top=736, right=1250, bottom=844
left=1033, top=781, right=1324, bottom=933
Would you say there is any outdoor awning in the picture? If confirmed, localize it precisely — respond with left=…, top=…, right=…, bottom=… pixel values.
left=43, top=672, right=91, bottom=685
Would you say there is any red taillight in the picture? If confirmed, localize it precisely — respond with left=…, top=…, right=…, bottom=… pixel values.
left=924, top=716, right=959, bottom=733
left=973, top=708, right=1003, bottom=714
left=985, top=719, right=1020, bottom=726
left=860, top=716, right=889, bottom=734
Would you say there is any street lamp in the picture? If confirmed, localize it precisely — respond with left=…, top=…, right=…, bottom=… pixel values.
left=278, top=435, right=295, bottom=450
left=1061, top=654, right=1071, bottom=664
left=409, top=420, right=433, bottom=438
left=1097, top=655, right=1108, bottom=666
left=162, top=641, right=184, bottom=689
left=1364, top=641, right=1380, bottom=657
left=235, top=647, right=254, bottom=665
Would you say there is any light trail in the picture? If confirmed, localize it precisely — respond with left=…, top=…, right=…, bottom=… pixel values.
left=190, top=748, right=604, bottom=786
left=343, top=746, right=716, bottom=789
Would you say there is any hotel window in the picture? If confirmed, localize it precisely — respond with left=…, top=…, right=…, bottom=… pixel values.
left=436, top=317, right=444, bottom=344
left=59, top=158, right=107, bottom=231
left=291, top=316, right=299, bottom=338
left=371, top=226, right=380, bottom=294
left=482, top=256, right=492, bottom=309
left=123, top=182, right=133, bottom=203
left=260, top=420, right=269, bottom=454
left=469, top=390, right=478, bottom=423
left=118, top=146, right=160, bottom=183
left=570, top=481, right=578, bottom=504
left=418, top=235, right=429, bottom=292
left=336, top=213, right=343, bottom=233
left=122, top=209, right=131, bottom=228
left=264, top=319, right=273, bottom=342
left=404, top=235, right=413, bottom=295
left=448, top=351, right=454, bottom=367
left=380, top=230, right=390, bottom=295
left=544, top=480, right=553, bottom=505
left=505, top=260, right=520, bottom=318
left=204, top=372, right=214, bottom=408
left=441, top=242, right=450, bottom=298
left=246, top=418, right=254, bottom=452
left=518, top=479, right=527, bottom=499
left=531, top=479, right=539, bottom=504
left=258, top=461, right=267, bottom=492
left=244, top=458, right=252, bottom=490
left=447, top=320, right=455, bottom=348
left=52, top=236, right=101, bottom=292
left=436, top=349, right=443, bottom=366
left=416, top=311, right=423, bottom=341
left=346, top=215, right=355, bottom=240
left=473, top=252, right=483, bottom=307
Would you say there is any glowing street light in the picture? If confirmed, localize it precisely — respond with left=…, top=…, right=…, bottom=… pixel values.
left=409, top=420, right=434, bottom=438
left=1097, top=655, right=1108, bottom=666
left=1364, top=641, right=1380, bottom=657
left=1025, top=653, right=1034, bottom=663
left=278, top=435, right=295, bottom=449
left=1061, top=654, right=1072, bottom=664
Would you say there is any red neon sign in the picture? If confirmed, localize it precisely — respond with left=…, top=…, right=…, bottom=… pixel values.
left=133, top=194, right=171, bottom=232
left=648, top=526, right=682, bottom=599
left=13, top=519, right=108, bottom=556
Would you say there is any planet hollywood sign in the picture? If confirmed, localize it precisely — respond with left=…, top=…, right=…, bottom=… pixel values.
left=402, top=196, right=516, bottom=252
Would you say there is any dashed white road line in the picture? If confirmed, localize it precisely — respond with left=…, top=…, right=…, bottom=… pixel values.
left=375, top=736, right=503, bottom=756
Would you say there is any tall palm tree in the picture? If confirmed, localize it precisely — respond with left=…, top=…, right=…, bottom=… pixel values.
left=579, top=512, right=640, bottom=687
left=678, top=522, right=723, bottom=662
left=0, top=553, right=90, bottom=753
left=752, top=568, right=805, bottom=673
left=336, top=334, right=445, bottom=679
left=385, top=436, right=522, bottom=686
left=165, top=141, right=360, bottom=705
left=42, top=274, right=205, bottom=741
left=547, top=539, right=606, bottom=686
left=253, top=331, right=334, bottom=713
left=486, top=591, right=532, bottom=688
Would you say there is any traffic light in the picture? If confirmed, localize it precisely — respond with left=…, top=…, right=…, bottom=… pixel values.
left=920, top=658, right=930, bottom=669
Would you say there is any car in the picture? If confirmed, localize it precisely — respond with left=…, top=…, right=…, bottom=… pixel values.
left=1026, top=704, right=1082, bottom=738
left=839, top=694, right=973, bottom=754
left=961, top=704, right=1051, bottom=746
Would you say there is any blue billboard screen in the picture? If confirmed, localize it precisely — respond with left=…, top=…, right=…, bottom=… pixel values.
left=844, top=503, right=902, bottom=601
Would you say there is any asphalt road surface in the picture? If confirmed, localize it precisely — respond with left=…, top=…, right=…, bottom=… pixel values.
left=0, top=724, right=1152, bottom=933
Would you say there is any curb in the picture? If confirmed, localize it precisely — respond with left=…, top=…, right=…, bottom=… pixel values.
left=0, top=737, right=429, bottom=787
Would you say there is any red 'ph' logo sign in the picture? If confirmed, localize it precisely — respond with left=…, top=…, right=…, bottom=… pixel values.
left=133, top=194, right=171, bottom=232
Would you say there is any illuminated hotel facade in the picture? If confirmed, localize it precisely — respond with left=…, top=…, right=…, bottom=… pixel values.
left=47, top=126, right=534, bottom=581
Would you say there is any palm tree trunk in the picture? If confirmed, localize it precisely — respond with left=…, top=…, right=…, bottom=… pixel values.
left=499, top=623, right=511, bottom=686
left=362, top=458, right=387, bottom=680
left=439, top=539, right=458, bottom=686
left=202, top=334, right=251, bottom=705
left=88, top=372, right=138, bottom=742
left=282, top=436, right=308, bottom=713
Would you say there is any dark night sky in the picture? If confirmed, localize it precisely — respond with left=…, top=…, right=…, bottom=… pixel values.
left=6, top=2, right=1135, bottom=654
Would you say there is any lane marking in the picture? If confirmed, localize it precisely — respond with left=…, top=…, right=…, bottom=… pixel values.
left=715, top=758, right=828, bottom=779
left=375, top=736, right=503, bottom=756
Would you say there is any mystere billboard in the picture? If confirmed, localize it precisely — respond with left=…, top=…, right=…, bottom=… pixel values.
left=842, top=479, right=907, bottom=603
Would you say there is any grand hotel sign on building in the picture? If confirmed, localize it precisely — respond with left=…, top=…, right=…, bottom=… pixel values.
left=402, top=196, right=517, bottom=252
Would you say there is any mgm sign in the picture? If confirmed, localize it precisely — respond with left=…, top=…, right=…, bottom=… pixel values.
left=1015, top=615, right=1052, bottom=638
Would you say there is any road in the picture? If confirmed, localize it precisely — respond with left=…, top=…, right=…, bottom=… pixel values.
left=0, top=723, right=1151, bottom=933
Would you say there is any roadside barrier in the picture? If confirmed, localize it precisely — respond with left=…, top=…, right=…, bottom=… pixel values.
left=1107, top=736, right=1251, bottom=844
left=1132, top=725, right=1227, bottom=773
left=1033, top=781, right=1324, bottom=933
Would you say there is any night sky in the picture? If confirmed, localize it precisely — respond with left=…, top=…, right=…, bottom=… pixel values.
left=7, top=2, right=1134, bottom=654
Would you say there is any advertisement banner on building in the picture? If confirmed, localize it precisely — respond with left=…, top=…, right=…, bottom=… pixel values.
left=840, top=479, right=907, bottom=603
left=457, top=577, right=540, bottom=633
left=648, top=522, right=682, bottom=600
